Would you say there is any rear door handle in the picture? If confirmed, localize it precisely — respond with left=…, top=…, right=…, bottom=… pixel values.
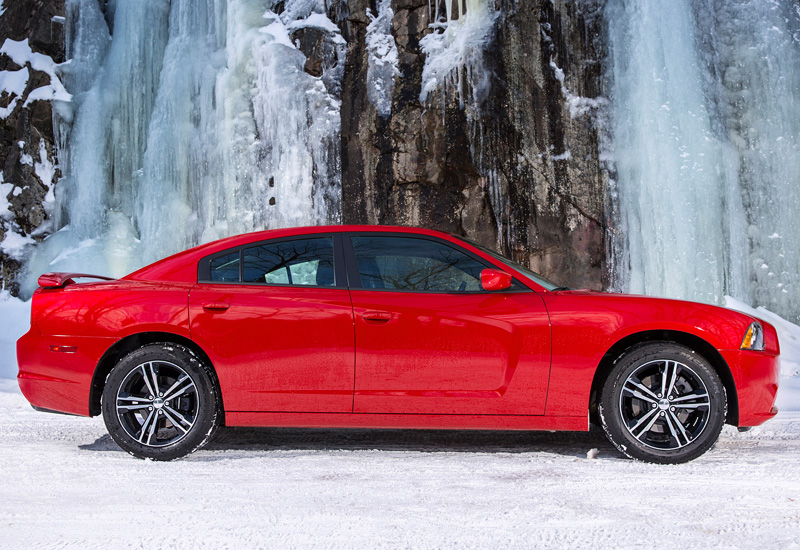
left=362, top=310, right=392, bottom=321
left=203, top=302, right=230, bottom=312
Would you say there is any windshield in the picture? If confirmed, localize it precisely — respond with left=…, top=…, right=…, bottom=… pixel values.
left=455, top=237, right=562, bottom=291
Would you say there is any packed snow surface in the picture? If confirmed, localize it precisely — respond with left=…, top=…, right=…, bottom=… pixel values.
left=1, top=292, right=799, bottom=547
left=0, top=384, right=797, bottom=549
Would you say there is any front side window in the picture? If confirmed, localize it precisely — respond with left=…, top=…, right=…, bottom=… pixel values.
left=351, top=236, right=484, bottom=292
left=243, top=237, right=335, bottom=286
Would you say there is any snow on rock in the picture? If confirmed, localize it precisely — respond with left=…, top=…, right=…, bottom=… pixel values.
left=0, top=291, right=30, bottom=378
left=277, top=0, right=326, bottom=22
left=287, top=12, right=343, bottom=40
left=0, top=66, right=29, bottom=119
left=551, top=150, right=572, bottom=161
left=0, top=172, right=13, bottom=220
left=34, top=139, right=56, bottom=208
left=259, top=18, right=295, bottom=48
left=725, top=296, right=800, bottom=411
left=548, top=59, right=608, bottom=119
left=1, top=230, right=35, bottom=260
left=0, top=163, right=35, bottom=260
left=365, top=0, right=399, bottom=117
left=0, top=38, right=71, bottom=108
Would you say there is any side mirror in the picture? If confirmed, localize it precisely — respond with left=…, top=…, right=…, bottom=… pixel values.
left=481, top=269, right=512, bottom=291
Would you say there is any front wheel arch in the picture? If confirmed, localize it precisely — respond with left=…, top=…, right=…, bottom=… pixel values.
left=589, top=330, right=738, bottom=426
left=90, top=332, right=223, bottom=423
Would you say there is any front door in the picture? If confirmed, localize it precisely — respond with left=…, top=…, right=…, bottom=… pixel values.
left=347, top=234, right=551, bottom=415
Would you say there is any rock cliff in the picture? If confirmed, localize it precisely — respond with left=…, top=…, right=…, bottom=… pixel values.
left=0, top=0, right=608, bottom=293
left=340, top=0, right=608, bottom=289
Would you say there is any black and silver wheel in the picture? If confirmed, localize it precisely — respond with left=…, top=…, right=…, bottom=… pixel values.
left=102, top=343, right=221, bottom=460
left=598, top=342, right=726, bottom=464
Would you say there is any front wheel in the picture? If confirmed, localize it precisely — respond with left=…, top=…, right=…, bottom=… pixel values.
left=598, top=342, right=726, bottom=464
left=102, top=343, right=221, bottom=460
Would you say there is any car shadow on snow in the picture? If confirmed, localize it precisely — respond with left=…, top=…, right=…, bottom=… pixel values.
left=205, top=426, right=619, bottom=460
left=80, top=426, right=621, bottom=460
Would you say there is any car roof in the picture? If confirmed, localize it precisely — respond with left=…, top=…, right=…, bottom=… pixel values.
left=124, top=225, right=462, bottom=283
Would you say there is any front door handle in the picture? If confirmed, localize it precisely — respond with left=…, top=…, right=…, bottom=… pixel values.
left=203, top=302, right=230, bottom=312
left=362, top=310, right=392, bottom=321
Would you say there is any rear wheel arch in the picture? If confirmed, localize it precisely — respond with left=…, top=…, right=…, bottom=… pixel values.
left=90, top=332, right=223, bottom=422
left=589, top=330, right=739, bottom=426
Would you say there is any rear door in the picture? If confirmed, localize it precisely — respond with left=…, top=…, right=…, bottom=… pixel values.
left=189, top=234, right=355, bottom=413
left=346, top=233, right=551, bottom=415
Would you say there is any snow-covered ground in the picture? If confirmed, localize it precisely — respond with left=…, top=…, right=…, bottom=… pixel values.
left=1, top=292, right=799, bottom=549
left=0, top=291, right=31, bottom=379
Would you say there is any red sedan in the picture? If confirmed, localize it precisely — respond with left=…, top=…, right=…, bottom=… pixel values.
left=17, top=225, right=780, bottom=463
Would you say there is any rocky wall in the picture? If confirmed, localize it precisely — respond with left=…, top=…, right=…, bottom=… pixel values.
left=0, top=0, right=64, bottom=294
left=339, top=0, right=608, bottom=289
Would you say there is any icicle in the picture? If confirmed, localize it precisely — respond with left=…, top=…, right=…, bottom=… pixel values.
left=22, top=0, right=346, bottom=295
left=606, top=0, right=800, bottom=322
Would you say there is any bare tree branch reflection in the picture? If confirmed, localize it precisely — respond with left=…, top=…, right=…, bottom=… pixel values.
left=353, top=237, right=483, bottom=292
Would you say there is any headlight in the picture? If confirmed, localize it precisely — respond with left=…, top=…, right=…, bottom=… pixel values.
left=741, top=321, right=765, bottom=351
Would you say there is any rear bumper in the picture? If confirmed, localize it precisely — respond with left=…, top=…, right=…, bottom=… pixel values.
left=17, top=325, right=116, bottom=417
left=720, top=349, right=780, bottom=427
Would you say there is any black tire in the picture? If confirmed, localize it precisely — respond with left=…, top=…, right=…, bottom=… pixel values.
left=101, top=343, right=221, bottom=460
left=598, top=342, right=726, bottom=464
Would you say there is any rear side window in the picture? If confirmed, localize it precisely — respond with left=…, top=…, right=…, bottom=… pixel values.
left=350, top=236, right=484, bottom=292
left=203, top=237, right=336, bottom=287
left=243, top=237, right=335, bottom=286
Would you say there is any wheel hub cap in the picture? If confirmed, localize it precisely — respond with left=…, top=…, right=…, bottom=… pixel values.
left=619, top=359, right=711, bottom=451
left=115, top=360, right=198, bottom=448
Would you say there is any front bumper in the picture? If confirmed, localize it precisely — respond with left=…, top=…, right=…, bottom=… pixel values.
left=720, top=348, right=780, bottom=427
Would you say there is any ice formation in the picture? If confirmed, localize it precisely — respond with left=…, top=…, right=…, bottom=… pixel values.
left=419, top=0, right=504, bottom=243
left=606, top=0, right=800, bottom=321
left=23, top=0, right=344, bottom=294
left=365, top=0, right=399, bottom=117
left=419, top=0, right=495, bottom=108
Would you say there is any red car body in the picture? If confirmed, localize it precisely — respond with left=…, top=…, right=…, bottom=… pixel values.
left=17, top=225, right=779, bottom=434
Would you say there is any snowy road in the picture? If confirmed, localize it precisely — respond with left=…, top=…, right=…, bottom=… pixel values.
left=1, top=379, right=798, bottom=550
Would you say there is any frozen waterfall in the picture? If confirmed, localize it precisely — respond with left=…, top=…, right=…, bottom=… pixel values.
left=606, top=0, right=800, bottom=322
left=23, top=0, right=344, bottom=295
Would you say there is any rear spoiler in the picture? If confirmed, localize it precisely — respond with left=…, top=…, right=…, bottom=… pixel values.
left=37, top=272, right=115, bottom=289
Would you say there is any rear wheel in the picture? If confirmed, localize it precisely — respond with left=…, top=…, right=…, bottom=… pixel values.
left=598, top=342, right=726, bottom=464
left=101, top=343, right=220, bottom=460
